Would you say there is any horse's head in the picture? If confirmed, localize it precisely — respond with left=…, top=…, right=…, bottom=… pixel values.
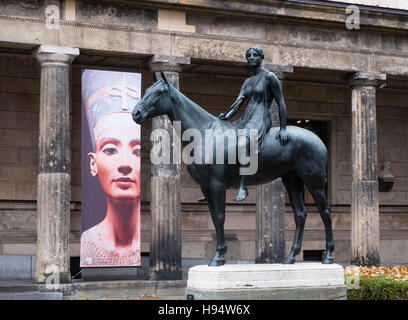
left=132, top=71, right=173, bottom=124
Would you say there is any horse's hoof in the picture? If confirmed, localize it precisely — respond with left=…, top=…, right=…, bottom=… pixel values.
left=322, top=253, right=334, bottom=264
left=283, top=256, right=296, bottom=264
left=208, top=258, right=225, bottom=267
left=233, top=189, right=248, bottom=202
left=208, top=251, right=226, bottom=266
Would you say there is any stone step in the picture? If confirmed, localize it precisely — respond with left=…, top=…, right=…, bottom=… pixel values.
left=0, top=279, right=188, bottom=299
left=61, top=280, right=187, bottom=299
left=0, top=282, right=38, bottom=293
left=0, top=291, right=63, bottom=300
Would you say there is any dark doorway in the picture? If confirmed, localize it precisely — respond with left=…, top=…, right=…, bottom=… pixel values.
left=287, top=119, right=328, bottom=147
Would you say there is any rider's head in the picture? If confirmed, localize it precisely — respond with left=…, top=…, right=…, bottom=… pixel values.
left=246, top=47, right=264, bottom=70
left=246, top=46, right=264, bottom=60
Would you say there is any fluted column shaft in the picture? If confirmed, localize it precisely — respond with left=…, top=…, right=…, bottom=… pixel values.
left=349, top=72, right=386, bottom=266
left=149, top=55, right=189, bottom=280
left=33, top=45, right=79, bottom=283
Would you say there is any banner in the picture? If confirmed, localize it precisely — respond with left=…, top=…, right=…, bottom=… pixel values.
left=80, top=69, right=141, bottom=267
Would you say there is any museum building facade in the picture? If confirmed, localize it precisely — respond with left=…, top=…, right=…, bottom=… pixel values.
left=0, top=0, right=407, bottom=281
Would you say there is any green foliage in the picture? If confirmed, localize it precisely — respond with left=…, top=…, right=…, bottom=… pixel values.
left=347, top=275, right=408, bottom=300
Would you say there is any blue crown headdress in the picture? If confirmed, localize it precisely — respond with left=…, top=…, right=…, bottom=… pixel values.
left=82, top=69, right=141, bottom=149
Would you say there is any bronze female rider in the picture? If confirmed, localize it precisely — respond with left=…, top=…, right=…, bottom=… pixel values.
left=219, top=46, right=289, bottom=201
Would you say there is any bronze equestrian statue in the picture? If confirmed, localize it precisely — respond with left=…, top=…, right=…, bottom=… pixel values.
left=132, top=48, right=334, bottom=266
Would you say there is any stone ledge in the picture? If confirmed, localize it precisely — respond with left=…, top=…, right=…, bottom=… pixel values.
left=0, top=279, right=187, bottom=300
left=0, top=291, right=63, bottom=300
left=44, top=279, right=187, bottom=299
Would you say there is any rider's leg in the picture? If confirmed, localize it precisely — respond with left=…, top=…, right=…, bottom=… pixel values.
left=234, top=174, right=248, bottom=202
left=234, top=134, right=250, bottom=202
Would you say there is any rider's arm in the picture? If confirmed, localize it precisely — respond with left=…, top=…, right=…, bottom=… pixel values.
left=219, top=83, right=246, bottom=120
left=223, top=96, right=245, bottom=119
left=268, top=73, right=289, bottom=144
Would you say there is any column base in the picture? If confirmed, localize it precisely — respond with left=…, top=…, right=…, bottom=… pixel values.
left=36, top=173, right=71, bottom=284
left=150, top=175, right=182, bottom=280
left=35, top=272, right=71, bottom=284
left=351, top=252, right=381, bottom=267
left=150, top=270, right=182, bottom=281
left=256, top=179, right=285, bottom=264
left=351, top=180, right=380, bottom=267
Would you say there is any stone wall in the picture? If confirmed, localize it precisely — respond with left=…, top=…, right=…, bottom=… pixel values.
left=1, top=53, right=408, bottom=263
left=0, top=54, right=39, bottom=201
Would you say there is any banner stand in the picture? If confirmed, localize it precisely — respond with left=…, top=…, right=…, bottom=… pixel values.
left=81, top=267, right=144, bottom=281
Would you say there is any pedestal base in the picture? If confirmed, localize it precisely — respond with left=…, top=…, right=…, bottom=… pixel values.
left=185, top=263, right=346, bottom=300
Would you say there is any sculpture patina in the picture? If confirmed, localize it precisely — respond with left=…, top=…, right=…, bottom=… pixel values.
left=133, top=48, right=335, bottom=266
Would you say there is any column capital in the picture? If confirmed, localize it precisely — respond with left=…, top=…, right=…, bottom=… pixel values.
left=148, top=55, right=191, bottom=73
left=347, top=72, right=387, bottom=88
left=264, top=64, right=294, bottom=80
left=33, top=45, right=79, bottom=66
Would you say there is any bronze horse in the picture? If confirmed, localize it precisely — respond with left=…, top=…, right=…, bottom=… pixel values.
left=132, top=71, right=334, bottom=266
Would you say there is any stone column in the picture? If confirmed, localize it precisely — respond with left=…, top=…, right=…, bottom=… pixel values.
left=348, top=72, right=386, bottom=267
left=148, top=55, right=190, bottom=280
left=33, top=45, right=79, bottom=283
left=256, top=66, right=292, bottom=264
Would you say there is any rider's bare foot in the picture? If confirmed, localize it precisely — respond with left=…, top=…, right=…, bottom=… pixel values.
left=233, top=188, right=248, bottom=202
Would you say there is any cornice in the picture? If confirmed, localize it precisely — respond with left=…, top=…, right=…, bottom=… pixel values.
left=115, top=0, right=408, bottom=32
left=1, top=14, right=408, bottom=61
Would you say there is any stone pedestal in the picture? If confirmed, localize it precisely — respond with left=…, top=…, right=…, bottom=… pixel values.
left=148, top=55, right=190, bottom=280
left=349, top=72, right=386, bottom=267
left=186, top=263, right=346, bottom=300
left=33, top=45, right=79, bottom=283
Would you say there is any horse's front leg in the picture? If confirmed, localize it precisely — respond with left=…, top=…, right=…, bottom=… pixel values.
left=204, top=183, right=227, bottom=266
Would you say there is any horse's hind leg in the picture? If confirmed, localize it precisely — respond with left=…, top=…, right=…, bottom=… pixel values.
left=282, top=172, right=307, bottom=264
left=307, top=185, right=335, bottom=264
